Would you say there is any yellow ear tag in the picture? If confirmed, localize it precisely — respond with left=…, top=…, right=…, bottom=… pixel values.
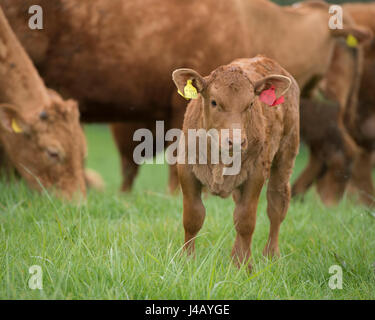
left=177, top=89, right=188, bottom=100
left=11, top=118, right=23, bottom=133
left=346, top=34, right=358, bottom=48
left=178, top=79, right=198, bottom=100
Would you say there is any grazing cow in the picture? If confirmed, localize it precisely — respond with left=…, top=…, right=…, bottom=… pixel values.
left=342, top=3, right=375, bottom=206
left=293, top=2, right=375, bottom=207
left=172, top=56, right=299, bottom=270
left=1, top=0, right=371, bottom=193
left=292, top=41, right=363, bottom=205
left=294, top=97, right=356, bottom=206
left=346, top=59, right=375, bottom=206
left=0, top=7, right=86, bottom=199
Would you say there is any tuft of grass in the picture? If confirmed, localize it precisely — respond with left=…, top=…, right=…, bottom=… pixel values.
left=0, top=124, right=374, bottom=299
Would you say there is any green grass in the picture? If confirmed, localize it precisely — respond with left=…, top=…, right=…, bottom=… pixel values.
left=1, top=124, right=375, bottom=299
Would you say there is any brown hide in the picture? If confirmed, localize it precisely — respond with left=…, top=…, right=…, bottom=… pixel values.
left=0, top=7, right=86, bottom=200
left=174, top=56, right=299, bottom=270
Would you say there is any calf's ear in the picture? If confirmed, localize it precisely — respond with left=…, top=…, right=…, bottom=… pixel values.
left=172, top=68, right=206, bottom=96
left=0, top=104, right=30, bottom=134
left=254, top=75, right=292, bottom=98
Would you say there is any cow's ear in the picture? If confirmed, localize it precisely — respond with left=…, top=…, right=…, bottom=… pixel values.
left=254, top=75, right=292, bottom=98
left=172, top=68, right=206, bottom=98
left=332, top=26, right=373, bottom=46
left=0, top=104, right=30, bottom=134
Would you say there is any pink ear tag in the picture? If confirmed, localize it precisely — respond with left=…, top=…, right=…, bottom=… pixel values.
left=272, top=95, right=284, bottom=106
left=259, top=85, right=284, bottom=106
left=259, top=86, right=276, bottom=105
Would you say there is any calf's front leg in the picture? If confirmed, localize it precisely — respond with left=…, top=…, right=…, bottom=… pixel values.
left=264, top=150, right=295, bottom=258
left=178, top=164, right=205, bottom=255
left=232, top=173, right=265, bottom=271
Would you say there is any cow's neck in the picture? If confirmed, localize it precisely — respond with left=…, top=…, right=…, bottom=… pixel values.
left=0, top=8, right=50, bottom=113
left=240, top=0, right=334, bottom=88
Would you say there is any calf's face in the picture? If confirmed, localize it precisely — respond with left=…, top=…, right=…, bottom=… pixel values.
left=173, top=66, right=291, bottom=154
left=0, top=90, right=86, bottom=200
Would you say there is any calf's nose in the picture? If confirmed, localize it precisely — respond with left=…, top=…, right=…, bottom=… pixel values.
left=241, top=137, right=248, bottom=149
left=227, top=138, right=233, bottom=148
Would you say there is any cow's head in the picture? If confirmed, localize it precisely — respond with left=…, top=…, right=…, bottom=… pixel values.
left=172, top=66, right=291, bottom=155
left=0, top=89, right=87, bottom=200
left=297, top=1, right=373, bottom=44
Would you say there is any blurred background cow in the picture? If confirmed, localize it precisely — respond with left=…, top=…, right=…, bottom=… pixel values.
left=293, top=2, right=375, bottom=207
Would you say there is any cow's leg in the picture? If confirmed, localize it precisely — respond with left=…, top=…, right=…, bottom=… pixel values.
left=232, top=172, right=265, bottom=270
left=119, top=156, right=139, bottom=192
left=348, top=150, right=375, bottom=207
left=111, top=122, right=149, bottom=192
left=264, top=141, right=298, bottom=258
left=316, top=151, right=352, bottom=206
left=316, top=171, right=343, bottom=206
left=292, top=151, right=323, bottom=198
left=178, top=164, right=205, bottom=255
left=168, top=164, right=179, bottom=193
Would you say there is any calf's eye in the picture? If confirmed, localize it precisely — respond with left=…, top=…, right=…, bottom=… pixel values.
left=211, top=100, right=217, bottom=107
left=39, top=110, right=48, bottom=121
left=45, top=147, right=64, bottom=163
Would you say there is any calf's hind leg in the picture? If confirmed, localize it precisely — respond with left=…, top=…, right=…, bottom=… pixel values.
left=264, top=146, right=297, bottom=258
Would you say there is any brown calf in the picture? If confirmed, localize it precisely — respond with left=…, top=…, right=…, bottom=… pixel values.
left=0, top=7, right=86, bottom=200
left=172, top=56, right=299, bottom=270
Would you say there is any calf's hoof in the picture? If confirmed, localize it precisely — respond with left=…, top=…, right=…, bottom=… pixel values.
left=231, top=251, right=253, bottom=273
left=262, top=245, right=280, bottom=259
left=182, top=241, right=196, bottom=257
left=168, top=184, right=181, bottom=195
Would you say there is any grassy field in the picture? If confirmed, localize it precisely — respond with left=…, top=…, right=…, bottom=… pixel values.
left=1, top=124, right=375, bottom=299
